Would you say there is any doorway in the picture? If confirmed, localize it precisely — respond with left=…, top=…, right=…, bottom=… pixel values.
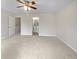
left=32, top=17, right=39, bottom=35
left=15, top=17, right=21, bottom=35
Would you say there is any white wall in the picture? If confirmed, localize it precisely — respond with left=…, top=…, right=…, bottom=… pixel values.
left=21, top=13, right=56, bottom=36
left=21, top=14, right=32, bottom=35
left=56, top=1, right=77, bottom=51
left=1, top=9, right=15, bottom=39
left=39, top=14, right=56, bottom=36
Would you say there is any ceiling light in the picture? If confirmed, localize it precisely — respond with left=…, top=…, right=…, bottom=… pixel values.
left=24, top=6, right=28, bottom=11
left=28, top=7, right=31, bottom=11
left=17, top=0, right=37, bottom=11
left=24, top=6, right=31, bottom=11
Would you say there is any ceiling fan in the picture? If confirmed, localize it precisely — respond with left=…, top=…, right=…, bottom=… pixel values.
left=16, top=0, right=37, bottom=11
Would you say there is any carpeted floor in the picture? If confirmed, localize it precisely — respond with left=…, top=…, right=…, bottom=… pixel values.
left=1, top=35, right=77, bottom=59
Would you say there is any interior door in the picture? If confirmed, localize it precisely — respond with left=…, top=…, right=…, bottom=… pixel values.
left=9, top=16, right=15, bottom=37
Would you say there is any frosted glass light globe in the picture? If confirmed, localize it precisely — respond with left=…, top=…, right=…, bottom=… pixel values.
left=24, top=6, right=28, bottom=10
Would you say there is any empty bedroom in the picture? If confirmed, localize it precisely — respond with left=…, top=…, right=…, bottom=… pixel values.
left=1, top=0, right=77, bottom=59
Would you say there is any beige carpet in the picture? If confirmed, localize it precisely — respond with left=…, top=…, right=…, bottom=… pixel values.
left=1, top=35, right=77, bottom=59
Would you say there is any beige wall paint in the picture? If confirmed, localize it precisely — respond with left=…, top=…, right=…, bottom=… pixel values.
left=1, top=10, right=15, bottom=39
left=1, top=0, right=76, bottom=52
left=20, top=13, right=56, bottom=36
left=21, top=14, right=32, bottom=35
left=39, top=14, right=56, bottom=36
left=1, top=10, right=9, bottom=39
left=56, top=1, right=77, bottom=51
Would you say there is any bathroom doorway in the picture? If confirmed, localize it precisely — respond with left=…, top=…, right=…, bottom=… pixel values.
left=32, top=17, right=39, bottom=35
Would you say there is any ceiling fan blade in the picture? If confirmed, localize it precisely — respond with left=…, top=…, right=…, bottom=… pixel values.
left=17, top=6, right=24, bottom=8
left=30, top=6, right=37, bottom=9
left=26, top=1, right=30, bottom=3
left=23, top=0, right=29, bottom=4
left=16, top=0, right=24, bottom=4
left=31, top=1, right=36, bottom=5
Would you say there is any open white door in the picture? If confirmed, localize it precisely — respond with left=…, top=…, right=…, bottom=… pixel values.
left=9, top=16, right=15, bottom=37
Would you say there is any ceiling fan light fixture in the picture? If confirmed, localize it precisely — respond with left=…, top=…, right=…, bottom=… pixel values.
left=24, top=6, right=28, bottom=10
left=28, top=7, right=31, bottom=11
left=24, top=6, right=31, bottom=11
left=17, top=0, right=37, bottom=11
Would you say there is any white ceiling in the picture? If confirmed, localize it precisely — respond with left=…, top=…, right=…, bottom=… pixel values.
left=1, top=0, right=76, bottom=14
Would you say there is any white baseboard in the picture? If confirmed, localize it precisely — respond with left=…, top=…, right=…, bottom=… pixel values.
left=1, top=36, right=9, bottom=40
left=39, top=35, right=56, bottom=37
left=57, top=36, right=77, bottom=53
left=21, top=34, right=32, bottom=35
